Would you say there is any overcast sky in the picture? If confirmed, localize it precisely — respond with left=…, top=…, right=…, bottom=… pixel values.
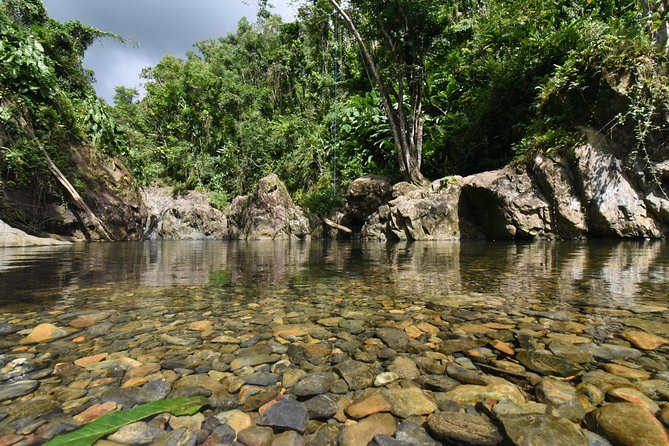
left=42, top=0, right=297, bottom=103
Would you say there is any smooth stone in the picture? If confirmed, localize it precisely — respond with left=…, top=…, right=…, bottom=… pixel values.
left=211, top=335, right=241, bottom=344
left=622, top=330, right=668, bottom=350
left=602, top=363, right=651, bottom=381
left=384, top=388, right=437, bottom=418
left=0, top=380, right=39, bottom=402
left=387, top=357, right=420, bottom=380
left=427, top=411, right=502, bottom=445
left=160, top=334, right=195, bottom=346
left=441, top=382, right=526, bottom=406
left=107, top=422, right=166, bottom=445
left=607, top=388, right=661, bottom=413
left=438, top=339, right=482, bottom=355
left=516, top=350, right=581, bottom=377
left=492, top=401, right=547, bottom=416
left=547, top=341, right=594, bottom=364
left=168, top=413, right=205, bottom=432
left=339, top=319, right=366, bottom=334
left=335, top=360, right=376, bottom=390
left=395, top=420, right=440, bottom=446
left=237, top=425, right=274, bottom=446
left=136, top=380, right=172, bottom=403
left=347, top=393, right=393, bottom=419
left=282, top=369, right=307, bottom=388
left=537, top=377, right=586, bottom=422
left=230, top=355, right=280, bottom=372
left=243, top=372, right=280, bottom=386
left=375, top=372, right=400, bottom=387
left=338, top=413, right=398, bottom=446
left=292, top=372, right=335, bottom=396
left=215, top=410, right=252, bottom=434
left=587, top=403, right=669, bottom=446
left=303, top=394, right=338, bottom=420
left=369, top=435, right=412, bottom=446
left=584, top=344, right=642, bottom=361
left=204, top=425, right=236, bottom=445
left=272, top=430, right=306, bottom=446
left=73, top=402, right=118, bottom=423
left=416, top=375, right=460, bottom=392
left=151, top=428, right=197, bottom=446
left=258, top=399, right=308, bottom=433
left=20, top=324, right=69, bottom=344
left=581, top=370, right=632, bottom=393
left=188, top=320, right=212, bottom=331
left=583, top=429, right=613, bottom=446
left=499, top=413, right=588, bottom=446
left=376, top=328, right=409, bottom=352
left=446, top=364, right=492, bottom=386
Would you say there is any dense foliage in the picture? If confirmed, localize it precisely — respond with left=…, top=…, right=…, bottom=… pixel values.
left=2, top=0, right=668, bottom=214
left=0, top=0, right=120, bottom=189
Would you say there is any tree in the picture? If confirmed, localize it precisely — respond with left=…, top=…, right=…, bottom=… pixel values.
left=328, top=0, right=443, bottom=185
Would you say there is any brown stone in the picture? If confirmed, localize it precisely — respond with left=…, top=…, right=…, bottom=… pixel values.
left=623, top=330, right=668, bottom=350
left=589, top=403, right=669, bottom=446
left=338, top=413, right=397, bottom=446
left=490, top=340, right=515, bottom=356
left=125, top=363, right=161, bottom=379
left=73, top=401, right=118, bottom=423
left=122, top=377, right=148, bottom=388
left=602, top=363, right=651, bottom=381
left=404, top=325, right=422, bottom=339
left=20, top=323, right=69, bottom=344
left=346, top=393, right=392, bottom=419
left=188, top=320, right=213, bottom=331
left=74, top=353, right=109, bottom=367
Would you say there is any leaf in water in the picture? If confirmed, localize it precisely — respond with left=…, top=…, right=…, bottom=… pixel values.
left=45, top=396, right=207, bottom=446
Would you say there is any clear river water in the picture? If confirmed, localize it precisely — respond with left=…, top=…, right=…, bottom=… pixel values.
left=0, top=241, right=668, bottom=445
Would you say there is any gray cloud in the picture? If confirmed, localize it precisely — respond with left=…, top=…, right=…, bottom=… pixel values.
left=42, top=0, right=296, bottom=102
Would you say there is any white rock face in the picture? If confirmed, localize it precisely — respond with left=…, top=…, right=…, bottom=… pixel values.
left=0, top=219, right=70, bottom=248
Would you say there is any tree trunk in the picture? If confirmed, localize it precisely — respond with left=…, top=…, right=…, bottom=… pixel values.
left=328, top=0, right=429, bottom=185
left=39, top=144, right=114, bottom=241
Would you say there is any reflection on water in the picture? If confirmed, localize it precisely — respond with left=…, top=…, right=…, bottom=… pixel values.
left=1, top=240, right=668, bottom=309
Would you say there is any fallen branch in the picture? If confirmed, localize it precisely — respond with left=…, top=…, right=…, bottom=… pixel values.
left=322, top=216, right=352, bottom=234
left=39, top=144, right=114, bottom=241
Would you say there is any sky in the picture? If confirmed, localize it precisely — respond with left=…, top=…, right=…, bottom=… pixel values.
left=42, top=0, right=297, bottom=103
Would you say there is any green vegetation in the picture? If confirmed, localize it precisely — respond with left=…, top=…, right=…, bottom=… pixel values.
left=45, top=397, right=207, bottom=446
left=2, top=0, right=668, bottom=216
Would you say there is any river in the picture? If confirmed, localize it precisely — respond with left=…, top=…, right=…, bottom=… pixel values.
left=0, top=241, right=668, bottom=444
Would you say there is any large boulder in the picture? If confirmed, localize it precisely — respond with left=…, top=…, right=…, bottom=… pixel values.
left=226, top=174, right=309, bottom=240
left=460, top=167, right=555, bottom=240
left=532, top=151, right=588, bottom=238
left=344, top=175, right=393, bottom=223
left=142, top=187, right=228, bottom=240
left=362, top=178, right=474, bottom=241
left=0, top=219, right=70, bottom=247
left=571, top=143, right=662, bottom=237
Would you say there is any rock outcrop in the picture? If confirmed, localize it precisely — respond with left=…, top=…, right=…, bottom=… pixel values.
left=349, top=139, right=669, bottom=240
left=1, top=145, right=148, bottom=241
left=226, top=174, right=309, bottom=240
left=142, top=187, right=228, bottom=240
left=361, top=179, right=474, bottom=241
left=0, top=219, right=70, bottom=248
left=461, top=167, right=554, bottom=240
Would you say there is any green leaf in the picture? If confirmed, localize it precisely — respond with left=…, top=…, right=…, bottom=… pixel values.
left=45, top=397, right=207, bottom=446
